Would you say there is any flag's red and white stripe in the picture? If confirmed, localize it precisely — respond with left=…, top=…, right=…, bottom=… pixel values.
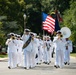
left=42, top=15, right=55, bottom=33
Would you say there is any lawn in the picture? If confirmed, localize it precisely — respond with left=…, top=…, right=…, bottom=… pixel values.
left=0, top=53, right=8, bottom=58
left=70, top=53, right=76, bottom=57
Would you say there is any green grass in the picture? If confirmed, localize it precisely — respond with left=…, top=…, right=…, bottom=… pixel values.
left=0, top=54, right=8, bottom=58
left=70, top=53, right=76, bottom=57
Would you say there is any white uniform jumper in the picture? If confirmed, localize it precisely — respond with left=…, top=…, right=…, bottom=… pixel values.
left=46, top=40, right=53, bottom=64
left=22, top=34, right=32, bottom=69
left=64, top=40, right=72, bottom=64
left=6, top=39, right=18, bottom=68
left=53, top=37, right=65, bottom=68
left=17, top=39, right=24, bottom=66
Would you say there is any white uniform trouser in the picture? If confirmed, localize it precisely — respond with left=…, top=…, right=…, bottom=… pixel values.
left=24, top=50, right=35, bottom=69
left=17, top=51, right=23, bottom=66
left=38, top=48, right=42, bottom=63
left=50, top=48, right=53, bottom=61
left=43, top=49, right=47, bottom=62
left=55, top=50, right=64, bottom=68
left=31, top=51, right=36, bottom=67
left=46, top=50, right=50, bottom=63
left=24, top=50, right=28, bottom=68
left=64, top=50, right=70, bottom=63
left=35, top=48, right=38, bottom=64
left=8, top=52, right=17, bottom=68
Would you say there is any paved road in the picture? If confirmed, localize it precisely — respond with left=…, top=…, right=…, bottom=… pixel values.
left=0, top=57, right=76, bottom=75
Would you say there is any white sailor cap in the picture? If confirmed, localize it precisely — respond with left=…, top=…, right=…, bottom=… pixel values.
left=9, top=33, right=15, bottom=36
left=36, top=36, right=40, bottom=38
left=47, top=36, right=50, bottom=38
left=17, top=35, right=21, bottom=38
left=43, top=36, right=47, bottom=39
left=33, top=33, right=37, bottom=36
left=30, top=32, right=34, bottom=35
left=57, top=30, right=61, bottom=34
left=24, top=29, right=30, bottom=32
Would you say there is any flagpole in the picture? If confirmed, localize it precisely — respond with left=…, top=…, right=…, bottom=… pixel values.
left=43, top=29, right=45, bottom=40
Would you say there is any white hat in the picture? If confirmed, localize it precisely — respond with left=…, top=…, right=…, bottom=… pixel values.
left=57, top=30, right=61, bottom=34
left=36, top=36, right=40, bottom=38
left=30, top=32, right=34, bottom=35
left=9, top=33, right=15, bottom=36
left=33, top=33, right=37, bottom=36
left=17, top=35, right=21, bottom=38
left=24, top=29, right=30, bottom=32
left=47, top=36, right=50, bottom=38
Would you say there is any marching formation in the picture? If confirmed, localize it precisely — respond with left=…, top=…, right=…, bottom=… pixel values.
left=5, top=28, right=73, bottom=69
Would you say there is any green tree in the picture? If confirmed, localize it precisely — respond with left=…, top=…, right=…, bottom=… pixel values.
left=0, top=0, right=26, bottom=33
left=0, top=0, right=26, bottom=46
left=63, top=0, right=76, bottom=50
left=23, top=0, right=42, bottom=34
left=0, top=0, right=76, bottom=47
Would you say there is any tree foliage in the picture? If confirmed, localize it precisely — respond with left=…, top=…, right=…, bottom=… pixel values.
left=63, top=0, right=76, bottom=45
left=0, top=0, right=76, bottom=47
left=0, top=0, right=26, bottom=45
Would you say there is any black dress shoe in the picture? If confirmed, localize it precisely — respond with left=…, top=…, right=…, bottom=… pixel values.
left=8, top=66, right=11, bottom=69
left=45, top=62, right=47, bottom=64
left=54, top=65, right=58, bottom=68
left=36, top=63, right=38, bottom=65
left=29, top=66, right=31, bottom=69
left=68, top=63, right=70, bottom=65
left=43, top=62, right=45, bottom=63
left=58, top=66, right=60, bottom=68
left=64, top=62, right=67, bottom=65
left=50, top=61, right=51, bottom=63
left=47, top=63, right=50, bottom=65
left=17, top=64, right=18, bottom=67
left=24, top=67, right=26, bottom=69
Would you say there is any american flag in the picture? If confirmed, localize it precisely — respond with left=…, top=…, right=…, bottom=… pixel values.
left=42, top=12, right=55, bottom=33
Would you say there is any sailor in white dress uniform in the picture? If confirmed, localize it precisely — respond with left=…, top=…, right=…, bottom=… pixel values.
left=6, top=33, right=18, bottom=69
left=64, top=38, right=73, bottom=65
left=22, top=29, right=32, bottom=69
left=53, top=31, right=65, bottom=68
